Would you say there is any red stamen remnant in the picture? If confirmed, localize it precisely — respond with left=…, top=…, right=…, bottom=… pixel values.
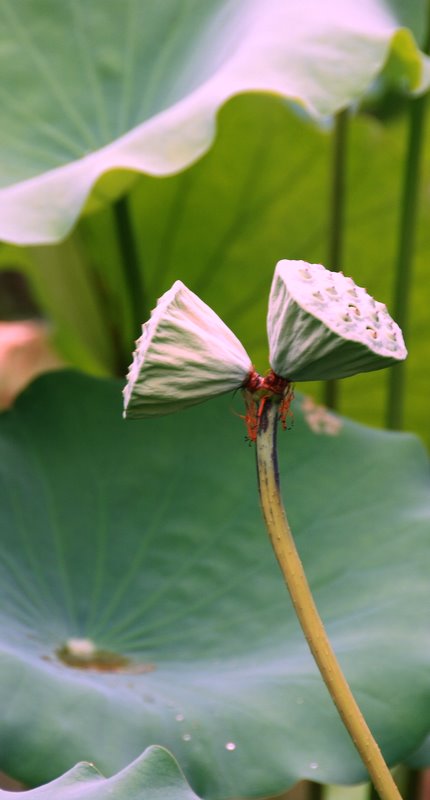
left=243, top=367, right=263, bottom=393
left=261, top=370, right=289, bottom=396
left=241, top=368, right=263, bottom=442
left=242, top=390, right=260, bottom=443
left=279, top=382, right=294, bottom=431
left=241, top=369, right=293, bottom=442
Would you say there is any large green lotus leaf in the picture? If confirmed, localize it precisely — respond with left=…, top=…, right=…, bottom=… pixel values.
left=1, top=0, right=429, bottom=245
left=0, top=746, right=201, bottom=800
left=1, top=371, right=429, bottom=797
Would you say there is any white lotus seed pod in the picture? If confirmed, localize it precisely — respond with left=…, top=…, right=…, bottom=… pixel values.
left=123, top=280, right=252, bottom=418
left=268, top=260, right=407, bottom=381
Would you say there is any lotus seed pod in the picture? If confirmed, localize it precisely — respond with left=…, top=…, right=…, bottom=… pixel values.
left=267, top=260, right=407, bottom=381
left=124, top=280, right=252, bottom=418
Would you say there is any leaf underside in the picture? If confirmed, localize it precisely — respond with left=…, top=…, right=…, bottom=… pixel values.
left=0, top=0, right=429, bottom=243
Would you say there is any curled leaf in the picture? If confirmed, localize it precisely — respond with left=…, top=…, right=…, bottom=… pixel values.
left=1, top=1, right=429, bottom=244
left=0, top=746, right=202, bottom=800
left=267, top=259, right=407, bottom=381
left=123, top=280, right=252, bottom=418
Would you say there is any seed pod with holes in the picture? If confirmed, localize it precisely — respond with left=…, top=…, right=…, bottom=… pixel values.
left=267, top=259, right=407, bottom=381
left=123, top=280, right=252, bottom=418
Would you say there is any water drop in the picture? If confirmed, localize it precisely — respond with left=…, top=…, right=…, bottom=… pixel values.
left=175, top=714, right=184, bottom=722
left=310, top=762, right=319, bottom=770
left=182, top=733, right=192, bottom=742
left=225, top=742, right=236, bottom=751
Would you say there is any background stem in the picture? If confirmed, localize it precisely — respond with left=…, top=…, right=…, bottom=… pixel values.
left=324, top=108, right=349, bottom=411
left=113, top=194, right=147, bottom=345
left=255, top=399, right=402, bottom=800
left=385, top=92, right=428, bottom=428
left=386, top=32, right=430, bottom=429
left=404, top=769, right=421, bottom=800
left=308, top=782, right=324, bottom=800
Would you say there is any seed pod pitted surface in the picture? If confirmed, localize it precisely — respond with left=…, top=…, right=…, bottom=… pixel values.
left=268, top=260, right=407, bottom=381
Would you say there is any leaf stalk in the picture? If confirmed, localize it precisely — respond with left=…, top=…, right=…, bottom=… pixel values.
left=324, top=107, right=349, bottom=411
left=255, top=399, right=402, bottom=800
left=113, top=194, right=148, bottom=345
left=386, top=89, right=428, bottom=429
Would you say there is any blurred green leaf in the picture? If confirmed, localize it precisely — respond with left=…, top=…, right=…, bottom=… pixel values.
left=0, top=371, right=429, bottom=796
left=0, top=0, right=429, bottom=244
left=0, top=239, right=118, bottom=374
left=0, top=746, right=201, bottom=800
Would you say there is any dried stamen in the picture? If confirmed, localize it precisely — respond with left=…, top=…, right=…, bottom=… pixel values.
left=243, top=367, right=263, bottom=393
left=241, top=371, right=292, bottom=442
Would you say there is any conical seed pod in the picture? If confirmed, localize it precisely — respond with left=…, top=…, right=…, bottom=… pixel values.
left=268, top=260, right=407, bottom=381
left=123, top=280, right=252, bottom=418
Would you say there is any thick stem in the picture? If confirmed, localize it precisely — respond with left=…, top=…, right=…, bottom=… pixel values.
left=324, top=108, right=349, bottom=412
left=307, top=782, right=324, bottom=800
left=386, top=26, right=430, bottom=429
left=255, top=399, right=402, bottom=800
left=113, top=195, right=148, bottom=343
left=328, top=108, right=349, bottom=273
left=404, top=768, right=421, bottom=800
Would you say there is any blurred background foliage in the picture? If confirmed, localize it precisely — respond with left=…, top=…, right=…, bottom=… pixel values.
left=1, top=88, right=430, bottom=442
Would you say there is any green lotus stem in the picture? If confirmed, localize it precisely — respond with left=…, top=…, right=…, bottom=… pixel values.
left=308, top=781, right=324, bottom=800
left=404, top=768, right=421, bottom=800
left=386, top=88, right=428, bottom=430
left=324, top=107, right=349, bottom=412
left=256, top=398, right=402, bottom=800
left=113, top=194, right=148, bottom=341
left=327, top=108, right=349, bottom=274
